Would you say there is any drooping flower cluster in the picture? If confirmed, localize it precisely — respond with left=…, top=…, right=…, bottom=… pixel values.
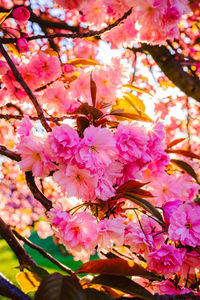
left=16, top=114, right=200, bottom=282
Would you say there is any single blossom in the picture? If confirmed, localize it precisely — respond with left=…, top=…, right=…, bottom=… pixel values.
left=168, top=202, right=200, bottom=247
left=147, top=244, right=183, bottom=277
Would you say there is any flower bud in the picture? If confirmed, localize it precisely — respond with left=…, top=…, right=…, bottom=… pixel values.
left=16, top=38, right=29, bottom=53
left=13, top=7, right=30, bottom=25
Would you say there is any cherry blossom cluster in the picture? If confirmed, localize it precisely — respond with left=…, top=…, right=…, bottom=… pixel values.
left=54, top=0, right=189, bottom=45
left=15, top=113, right=200, bottom=292
left=0, top=0, right=200, bottom=297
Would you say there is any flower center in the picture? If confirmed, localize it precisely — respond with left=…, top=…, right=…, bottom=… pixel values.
left=75, top=174, right=82, bottom=181
left=185, top=222, right=191, bottom=229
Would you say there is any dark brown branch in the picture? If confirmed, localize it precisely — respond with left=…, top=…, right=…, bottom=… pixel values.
left=0, top=217, right=37, bottom=268
left=0, top=113, right=72, bottom=122
left=142, top=44, right=200, bottom=103
left=0, top=145, right=21, bottom=161
left=0, top=8, right=132, bottom=44
left=0, top=43, right=51, bottom=132
left=25, top=171, right=52, bottom=211
left=13, top=230, right=74, bottom=276
left=0, top=274, right=31, bottom=300
left=0, top=6, right=80, bottom=32
left=29, top=10, right=80, bottom=32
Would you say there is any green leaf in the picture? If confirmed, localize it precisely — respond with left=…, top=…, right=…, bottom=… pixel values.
left=85, top=288, right=114, bottom=299
left=76, top=258, right=161, bottom=281
left=121, top=193, right=164, bottom=223
left=92, top=275, right=157, bottom=300
left=35, top=273, right=86, bottom=300
left=171, top=159, right=200, bottom=184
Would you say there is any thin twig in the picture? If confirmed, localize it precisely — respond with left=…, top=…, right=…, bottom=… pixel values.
left=0, top=113, right=72, bottom=122
left=0, top=43, right=51, bottom=132
left=13, top=230, right=74, bottom=276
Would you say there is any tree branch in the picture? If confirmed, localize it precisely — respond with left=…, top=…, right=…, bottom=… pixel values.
left=142, top=44, right=200, bottom=103
left=25, top=171, right=52, bottom=211
left=0, top=145, right=21, bottom=161
left=0, top=217, right=37, bottom=268
left=0, top=5, right=80, bottom=32
left=0, top=7, right=133, bottom=44
left=0, top=113, right=72, bottom=122
left=0, top=43, right=51, bottom=132
left=13, top=230, right=74, bottom=276
left=0, top=274, right=31, bottom=300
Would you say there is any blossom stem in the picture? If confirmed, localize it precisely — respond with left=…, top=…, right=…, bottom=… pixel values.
left=12, top=230, right=74, bottom=276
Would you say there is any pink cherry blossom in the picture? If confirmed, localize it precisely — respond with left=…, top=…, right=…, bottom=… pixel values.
left=18, top=136, right=56, bottom=177
left=46, top=124, right=80, bottom=164
left=124, top=221, right=154, bottom=256
left=76, top=125, right=116, bottom=171
left=42, top=81, right=76, bottom=113
left=17, top=115, right=32, bottom=138
left=168, top=202, right=200, bottom=247
left=31, top=52, right=62, bottom=85
left=53, top=164, right=98, bottom=201
left=162, top=199, right=182, bottom=227
left=147, top=244, right=183, bottom=277
left=115, top=122, right=149, bottom=163
left=98, top=218, right=125, bottom=249
left=61, top=211, right=98, bottom=253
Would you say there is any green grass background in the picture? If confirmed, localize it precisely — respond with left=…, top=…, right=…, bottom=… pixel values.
left=0, top=231, right=92, bottom=299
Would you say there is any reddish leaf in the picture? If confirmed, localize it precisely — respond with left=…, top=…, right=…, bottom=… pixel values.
left=166, top=149, right=200, bottom=160
left=71, top=103, right=103, bottom=120
left=121, top=193, right=164, bottom=223
left=167, top=138, right=185, bottom=149
left=171, top=159, right=200, bottom=184
left=85, top=288, right=114, bottom=299
left=35, top=273, right=86, bottom=300
left=77, top=117, right=90, bottom=136
left=116, top=180, right=149, bottom=193
left=92, top=275, right=157, bottom=300
left=90, top=72, right=97, bottom=107
left=116, top=181, right=153, bottom=198
left=76, top=258, right=161, bottom=281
